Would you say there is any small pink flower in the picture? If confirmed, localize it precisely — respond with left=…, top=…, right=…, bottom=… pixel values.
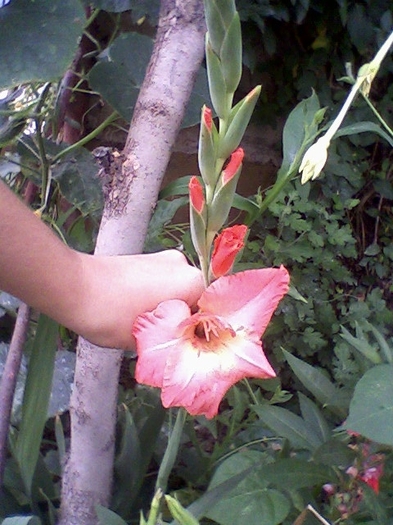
left=222, top=148, right=244, bottom=185
left=132, top=266, right=289, bottom=418
left=189, top=176, right=205, bottom=214
left=211, top=224, right=248, bottom=278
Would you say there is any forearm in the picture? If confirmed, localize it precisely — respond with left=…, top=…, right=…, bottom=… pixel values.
left=0, top=181, right=204, bottom=350
left=0, top=181, right=86, bottom=328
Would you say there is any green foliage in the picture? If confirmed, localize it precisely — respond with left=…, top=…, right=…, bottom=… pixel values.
left=0, top=0, right=84, bottom=89
left=344, top=364, right=393, bottom=445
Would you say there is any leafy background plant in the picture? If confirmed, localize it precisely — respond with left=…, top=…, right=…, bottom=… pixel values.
left=0, top=0, right=393, bottom=524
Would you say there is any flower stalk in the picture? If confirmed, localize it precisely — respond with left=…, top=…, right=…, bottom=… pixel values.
left=300, top=29, right=393, bottom=184
left=155, top=408, right=188, bottom=493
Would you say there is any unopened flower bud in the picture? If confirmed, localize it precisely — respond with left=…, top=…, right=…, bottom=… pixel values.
left=198, top=106, right=218, bottom=186
left=210, top=224, right=248, bottom=278
left=189, top=176, right=205, bottom=214
left=165, top=495, right=200, bottom=525
left=222, top=147, right=244, bottom=185
left=299, top=136, right=330, bottom=184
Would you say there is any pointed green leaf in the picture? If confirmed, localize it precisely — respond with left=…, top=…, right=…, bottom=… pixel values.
left=334, top=121, right=393, bottom=147
left=340, top=325, right=381, bottom=364
left=298, top=393, right=331, bottom=444
left=253, top=404, right=322, bottom=451
left=280, top=91, right=321, bottom=175
left=282, top=349, right=348, bottom=414
left=14, top=315, right=58, bottom=495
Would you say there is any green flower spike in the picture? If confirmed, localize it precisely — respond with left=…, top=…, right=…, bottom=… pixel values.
left=204, top=0, right=243, bottom=118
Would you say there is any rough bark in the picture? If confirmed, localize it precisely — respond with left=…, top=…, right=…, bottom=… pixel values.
left=59, top=2, right=205, bottom=524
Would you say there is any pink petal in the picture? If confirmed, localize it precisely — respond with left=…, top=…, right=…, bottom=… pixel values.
left=161, top=330, right=275, bottom=419
left=132, top=299, right=190, bottom=388
left=198, top=266, right=289, bottom=336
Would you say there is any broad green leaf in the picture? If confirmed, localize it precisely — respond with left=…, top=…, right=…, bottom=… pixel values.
left=173, top=464, right=255, bottom=525
left=1, top=517, right=41, bottom=525
left=253, top=404, right=322, bottom=451
left=95, top=505, right=127, bottom=525
left=159, top=176, right=190, bottom=199
left=109, top=33, right=154, bottom=88
left=313, top=439, right=356, bottom=469
left=183, top=67, right=213, bottom=128
left=206, top=450, right=290, bottom=525
left=282, top=349, right=348, bottom=415
left=257, top=458, right=338, bottom=490
left=89, top=61, right=139, bottom=122
left=89, top=0, right=160, bottom=21
left=0, top=0, right=84, bottom=89
left=52, top=148, right=103, bottom=219
left=206, top=488, right=289, bottom=525
left=14, top=316, right=58, bottom=495
left=298, top=393, right=331, bottom=444
left=280, top=91, right=321, bottom=175
left=144, top=197, right=188, bottom=252
left=344, top=364, right=393, bottom=445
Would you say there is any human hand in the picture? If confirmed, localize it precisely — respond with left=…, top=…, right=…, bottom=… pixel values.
left=74, top=250, right=204, bottom=350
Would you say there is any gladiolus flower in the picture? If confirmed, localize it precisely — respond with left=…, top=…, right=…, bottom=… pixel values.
left=133, top=266, right=290, bottom=419
left=189, top=176, right=205, bottom=214
left=211, top=224, right=248, bottom=278
left=222, top=147, right=244, bottom=185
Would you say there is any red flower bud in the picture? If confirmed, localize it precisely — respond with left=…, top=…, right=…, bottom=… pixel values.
left=203, top=106, right=213, bottom=132
left=222, top=147, right=244, bottom=185
left=189, top=176, right=205, bottom=214
left=211, top=224, right=248, bottom=278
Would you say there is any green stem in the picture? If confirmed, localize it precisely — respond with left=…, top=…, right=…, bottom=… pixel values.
left=155, top=408, right=187, bottom=493
left=243, top=379, right=259, bottom=405
left=361, top=93, right=393, bottom=138
left=51, top=111, right=118, bottom=163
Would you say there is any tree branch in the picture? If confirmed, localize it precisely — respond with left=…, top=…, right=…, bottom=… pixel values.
left=59, top=2, right=205, bottom=523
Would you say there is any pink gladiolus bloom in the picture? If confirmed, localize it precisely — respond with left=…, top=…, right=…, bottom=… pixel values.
left=132, top=266, right=290, bottom=419
left=222, top=147, right=244, bottom=185
left=189, top=176, right=205, bottom=214
left=203, top=106, right=213, bottom=132
left=211, top=224, right=248, bottom=278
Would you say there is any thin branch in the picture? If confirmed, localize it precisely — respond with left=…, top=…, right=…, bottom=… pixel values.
left=0, top=302, right=30, bottom=488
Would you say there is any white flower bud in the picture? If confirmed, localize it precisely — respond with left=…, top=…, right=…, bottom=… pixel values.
left=299, top=136, right=330, bottom=184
